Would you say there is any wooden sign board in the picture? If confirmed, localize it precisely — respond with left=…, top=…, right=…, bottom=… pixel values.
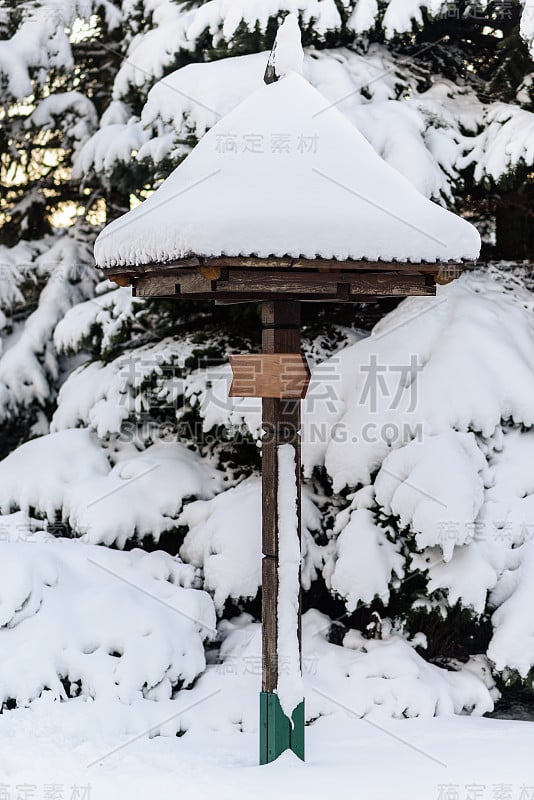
left=229, top=353, right=311, bottom=399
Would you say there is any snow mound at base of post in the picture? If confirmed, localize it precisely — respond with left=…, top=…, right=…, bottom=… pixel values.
left=0, top=518, right=215, bottom=708
left=172, top=610, right=495, bottom=736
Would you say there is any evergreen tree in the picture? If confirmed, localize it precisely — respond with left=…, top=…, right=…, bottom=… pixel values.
left=0, top=0, right=533, bottom=715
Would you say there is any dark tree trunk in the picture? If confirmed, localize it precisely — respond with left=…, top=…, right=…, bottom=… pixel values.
left=495, top=185, right=534, bottom=260
left=106, top=188, right=130, bottom=222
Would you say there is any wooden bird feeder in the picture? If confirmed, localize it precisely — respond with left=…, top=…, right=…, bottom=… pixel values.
left=95, top=14, right=480, bottom=766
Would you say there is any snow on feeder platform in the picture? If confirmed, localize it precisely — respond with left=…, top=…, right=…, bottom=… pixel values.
left=94, top=12, right=481, bottom=766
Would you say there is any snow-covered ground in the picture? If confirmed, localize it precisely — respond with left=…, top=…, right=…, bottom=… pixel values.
left=1, top=700, right=533, bottom=800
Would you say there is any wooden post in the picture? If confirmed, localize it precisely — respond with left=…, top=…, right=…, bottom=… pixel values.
left=259, top=300, right=305, bottom=764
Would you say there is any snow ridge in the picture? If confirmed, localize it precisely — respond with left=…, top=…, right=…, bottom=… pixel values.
left=276, top=444, right=304, bottom=720
left=264, top=13, right=304, bottom=81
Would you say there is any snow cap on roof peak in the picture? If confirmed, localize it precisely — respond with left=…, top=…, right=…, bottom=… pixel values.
left=264, top=14, right=304, bottom=84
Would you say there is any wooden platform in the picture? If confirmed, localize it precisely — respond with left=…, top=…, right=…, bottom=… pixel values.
left=106, top=256, right=470, bottom=302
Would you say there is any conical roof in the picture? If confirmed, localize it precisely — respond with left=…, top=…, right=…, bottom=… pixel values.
left=95, top=23, right=480, bottom=269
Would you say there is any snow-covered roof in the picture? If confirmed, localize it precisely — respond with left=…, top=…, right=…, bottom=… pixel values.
left=94, top=16, right=480, bottom=269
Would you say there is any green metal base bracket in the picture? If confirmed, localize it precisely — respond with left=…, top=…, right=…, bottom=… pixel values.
left=259, top=691, right=305, bottom=764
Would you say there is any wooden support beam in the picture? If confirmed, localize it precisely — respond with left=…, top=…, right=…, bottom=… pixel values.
left=260, top=301, right=304, bottom=763
left=133, top=275, right=178, bottom=297
left=105, top=255, right=473, bottom=281
left=206, top=257, right=293, bottom=269
left=291, top=258, right=437, bottom=272
left=133, top=268, right=436, bottom=300
left=261, top=300, right=303, bottom=691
